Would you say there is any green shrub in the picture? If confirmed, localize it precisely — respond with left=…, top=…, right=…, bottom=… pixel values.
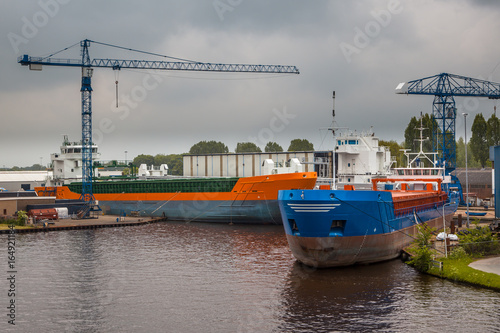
left=448, top=246, right=469, bottom=260
left=16, top=210, right=27, bottom=226
left=459, top=226, right=500, bottom=256
left=407, top=224, right=436, bottom=272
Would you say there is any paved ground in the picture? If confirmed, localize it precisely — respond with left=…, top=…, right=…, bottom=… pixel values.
left=53, top=214, right=152, bottom=227
left=469, top=256, right=500, bottom=275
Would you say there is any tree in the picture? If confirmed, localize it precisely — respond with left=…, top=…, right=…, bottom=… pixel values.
left=189, top=141, right=228, bottom=154
left=154, top=154, right=183, bottom=175
left=288, top=139, right=314, bottom=151
left=132, top=154, right=154, bottom=167
left=456, top=137, right=465, bottom=168
left=470, top=113, right=489, bottom=167
left=264, top=141, right=283, bottom=152
left=235, top=142, right=262, bottom=153
left=487, top=113, right=500, bottom=147
left=379, top=140, right=404, bottom=167
left=404, top=113, right=435, bottom=152
left=456, top=137, right=481, bottom=168
left=24, top=164, right=45, bottom=171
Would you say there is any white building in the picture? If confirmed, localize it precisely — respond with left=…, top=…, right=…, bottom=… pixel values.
left=183, top=151, right=320, bottom=178
left=0, top=171, right=52, bottom=191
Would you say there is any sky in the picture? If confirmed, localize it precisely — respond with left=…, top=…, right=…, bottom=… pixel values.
left=1, top=0, right=500, bottom=168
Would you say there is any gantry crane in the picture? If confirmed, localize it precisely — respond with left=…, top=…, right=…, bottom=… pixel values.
left=396, top=73, right=500, bottom=204
left=18, top=39, right=300, bottom=211
left=396, top=73, right=500, bottom=172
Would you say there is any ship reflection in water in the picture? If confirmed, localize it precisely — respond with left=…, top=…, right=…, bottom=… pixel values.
left=5, top=223, right=499, bottom=332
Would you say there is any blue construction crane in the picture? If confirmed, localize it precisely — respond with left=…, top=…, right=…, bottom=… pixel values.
left=18, top=39, right=300, bottom=213
left=396, top=73, right=500, bottom=171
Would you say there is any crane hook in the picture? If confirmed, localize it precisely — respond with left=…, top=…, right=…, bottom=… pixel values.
left=113, top=67, right=120, bottom=108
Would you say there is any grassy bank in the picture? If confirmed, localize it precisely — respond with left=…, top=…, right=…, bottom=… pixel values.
left=406, top=224, right=500, bottom=291
left=427, top=256, right=500, bottom=291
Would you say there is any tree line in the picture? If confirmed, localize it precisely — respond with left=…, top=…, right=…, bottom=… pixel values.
left=133, top=112, right=498, bottom=175
left=387, top=112, right=499, bottom=169
left=132, top=139, right=315, bottom=175
left=7, top=113, right=497, bottom=173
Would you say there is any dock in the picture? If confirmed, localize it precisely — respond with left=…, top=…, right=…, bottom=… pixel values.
left=0, top=215, right=168, bottom=234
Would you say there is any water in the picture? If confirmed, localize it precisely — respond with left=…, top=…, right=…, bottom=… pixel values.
left=1, top=222, right=499, bottom=332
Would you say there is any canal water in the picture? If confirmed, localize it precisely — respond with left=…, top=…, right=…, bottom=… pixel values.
left=1, top=222, right=499, bottom=332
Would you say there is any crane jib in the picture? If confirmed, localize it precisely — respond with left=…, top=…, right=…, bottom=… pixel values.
left=18, top=55, right=300, bottom=74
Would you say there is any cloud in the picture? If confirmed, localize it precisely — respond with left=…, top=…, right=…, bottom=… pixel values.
left=1, top=0, right=499, bottom=167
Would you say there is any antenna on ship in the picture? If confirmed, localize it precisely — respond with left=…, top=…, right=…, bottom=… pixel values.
left=332, top=91, right=336, bottom=189
left=404, top=112, right=438, bottom=168
left=332, top=91, right=335, bottom=123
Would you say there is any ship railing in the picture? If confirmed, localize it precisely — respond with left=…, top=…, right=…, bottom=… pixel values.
left=394, top=201, right=445, bottom=218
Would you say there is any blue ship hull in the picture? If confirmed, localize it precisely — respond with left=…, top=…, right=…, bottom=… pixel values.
left=278, top=189, right=459, bottom=267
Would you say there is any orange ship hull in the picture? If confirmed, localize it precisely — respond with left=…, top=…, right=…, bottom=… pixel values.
left=36, top=172, right=317, bottom=224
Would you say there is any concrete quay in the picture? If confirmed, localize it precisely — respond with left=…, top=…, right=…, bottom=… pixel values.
left=0, top=214, right=166, bottom=234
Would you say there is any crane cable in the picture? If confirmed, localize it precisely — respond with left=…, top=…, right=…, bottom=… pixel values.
left=88, top=39, right=200, bottom=64
left=114, top=68, right=119, bottom=108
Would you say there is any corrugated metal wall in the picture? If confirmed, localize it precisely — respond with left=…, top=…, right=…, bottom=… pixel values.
left=183, top=152, right=317, bottom=177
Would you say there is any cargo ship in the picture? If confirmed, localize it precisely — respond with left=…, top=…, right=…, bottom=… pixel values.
left=278, top=177, right=459, bottom=267
left=36, top=172, right=317, bottom=224
left=278, top=114, right=459, bottom=267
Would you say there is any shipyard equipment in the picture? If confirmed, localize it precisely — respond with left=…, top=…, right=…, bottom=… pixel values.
left=18, top=39, right=299, bottom=214
left=396, top=73, right=500, bottom=171
left=396, top=73, right=500, bottom=204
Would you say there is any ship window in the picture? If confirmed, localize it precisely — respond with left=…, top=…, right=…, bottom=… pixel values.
left=432, top=170, right=439, bottom=175
left=348, top=140, right=356, bottom=145
left=348, top=178, right=351, bottom=182
left=348, top=163, right=350, bottom=167
left=423, top=169, right=430, bottom=175
left=415, top=169, right=421, bottom=175
left=398, top=170, right=404, bottom=175
left=338, top=140, right=342, bottom=145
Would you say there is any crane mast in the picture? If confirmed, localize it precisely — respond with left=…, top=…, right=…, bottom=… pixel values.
left=18, top=39, right=300, bottom=215
left=80, top=40, right=93, bottom=202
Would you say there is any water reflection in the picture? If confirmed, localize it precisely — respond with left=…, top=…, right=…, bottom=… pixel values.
left=3, top=223, right=500, bottom=333
left=280, top=260, right=406, bottom=332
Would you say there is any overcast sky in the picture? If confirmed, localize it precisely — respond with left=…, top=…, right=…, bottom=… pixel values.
left=1, top=0, right=500, bottom=167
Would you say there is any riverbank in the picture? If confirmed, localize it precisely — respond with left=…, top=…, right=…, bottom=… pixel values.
left=424, top=255, right=500, bottom=292
left=405, top=216, right=500, bottom=292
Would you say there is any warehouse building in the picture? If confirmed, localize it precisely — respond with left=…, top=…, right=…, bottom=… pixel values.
left=183, top=151, right=333, bottom=178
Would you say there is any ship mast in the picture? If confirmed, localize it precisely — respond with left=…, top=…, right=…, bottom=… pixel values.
left=404, top=113, right=438, bottom=168
left=332, top=91, right=336, bottom=189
